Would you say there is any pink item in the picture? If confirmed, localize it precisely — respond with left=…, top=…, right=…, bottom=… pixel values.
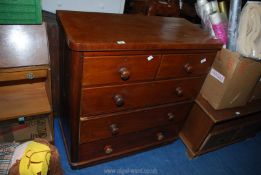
left=210, top=12, right=228, bottom=44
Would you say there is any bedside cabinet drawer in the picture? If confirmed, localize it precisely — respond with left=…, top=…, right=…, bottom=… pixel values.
left=81, top=78, right=203, bottom=116
left=82, top=55, right=161, bottom=86
left=233, top=116, right=261, bottom=140
left=79, top=102, right=192, bottom=143
left=78, top=124, right=180, bottom=162
left=156, top=53, right=216, bottom=79
left=0, top=69, right=47, bottom=82
left=200, top=128, right=237, bottom=151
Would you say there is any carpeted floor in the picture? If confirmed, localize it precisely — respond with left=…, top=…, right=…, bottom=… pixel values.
left=54, top=119, right=261, bottom=175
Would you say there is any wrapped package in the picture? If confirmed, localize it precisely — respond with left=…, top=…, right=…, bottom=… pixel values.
left=227, top=0, right=242, bottom=51
left=237, top=1, right=261, bottom=60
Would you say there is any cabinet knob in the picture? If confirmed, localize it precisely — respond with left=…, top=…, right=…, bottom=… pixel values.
left=167, top=113, right=175, bottom=121
left=175, top=87, right=184, bottom=97
left=119, top=67, right=130, bottom=80
left=26, top=72, right=35, bottom=79
left=110, top=124, right=119, bottom=135
left=113, top=94, right=125, bottom=107
left=156, top=132, right=165, bottom=141
left=104, top=145, right=113, bottom=154
left=184, top=63, right=193, bottom=73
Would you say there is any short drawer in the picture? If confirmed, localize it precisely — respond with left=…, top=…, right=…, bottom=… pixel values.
left=156, top=53, right=216, bottom=79
left=0, top=69, right=47, bottom=82
left=79, top=102, right=192, bottom=143
left=81, top=78, right=204, bottom=116
left=78, top=124, right=180, bottom=162
left=82, top=55, right=161, bottom=86
left=200, top=128, right=237, bottom=151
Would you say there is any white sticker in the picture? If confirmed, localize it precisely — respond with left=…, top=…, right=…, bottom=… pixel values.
left=210, top=68, right=225, bottom=83
left=200, top=58, right=207, bottom=64
left=235, top=111, right=241, bottom=115
left=117, top=41, right=126, bottom=44
left=147, top=55, right=154, bottom=61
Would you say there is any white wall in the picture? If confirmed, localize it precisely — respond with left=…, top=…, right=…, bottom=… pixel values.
left=42, top=0, right=126, bottom=14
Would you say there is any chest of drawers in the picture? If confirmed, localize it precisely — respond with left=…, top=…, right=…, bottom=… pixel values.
left=57, top=11, right=221, bottom=168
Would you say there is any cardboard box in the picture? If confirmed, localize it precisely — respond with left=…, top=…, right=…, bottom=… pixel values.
left=0, top=115, right=52, bottom=143
left=249, top=77, right=261, bottom=101
left=201, top=48, right=261, bottom=110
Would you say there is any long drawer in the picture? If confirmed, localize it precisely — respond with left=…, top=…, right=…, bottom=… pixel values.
left=79, top=102, right=192, bottom=143
left=156, top=53, right=216, bottom=79
left=82, top=55, right=161, bottom=86
left=78, top=123, right=181, bottom=162
left=81, top=78, right=204, bottom=116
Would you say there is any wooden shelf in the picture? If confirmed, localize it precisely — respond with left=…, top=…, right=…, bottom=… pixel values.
left=0, top=82, right=51, bottom=121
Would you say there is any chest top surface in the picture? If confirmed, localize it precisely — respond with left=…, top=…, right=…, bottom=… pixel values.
left=0, top=23, right=49, bottom=69
left=57, top=11, right=221, bottom=52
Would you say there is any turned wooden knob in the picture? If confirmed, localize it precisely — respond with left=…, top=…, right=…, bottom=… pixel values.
left=175, top=87, right=183, bottom=97
left=114, top=94, right=124, bottom=107
left=110, top=124, right=119, bottom=135
left=119, top=67, right=130, bottom=80
left=104, top=145, right=113, bottom=154
left=25, top=72, right=35, bottom=79
left=156, top=132, right=165, bottom=141
left=167, top=113, right=175, bottom=121
left=184, top=63, right=193, bottom=73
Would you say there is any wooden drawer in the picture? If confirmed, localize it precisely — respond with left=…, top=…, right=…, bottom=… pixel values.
left=79, top=102, right=192, bottom=143
left=78, top=123, right=180, bottom=162
left=200, top=128, right=237, bottom=151
left=156, top=53, right=216, bottom=79
left=82, top=55, right=161, bottom=86
left=0, top=69, right=47, bottom=82
left=81, top=78, right=204, bottom=116
left=233, top=120, right=261, bottom=140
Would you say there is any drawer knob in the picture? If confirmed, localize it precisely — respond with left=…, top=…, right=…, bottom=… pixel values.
left=184, top=63, right=193, bottom=73
left=25, top=72, right=35, bottom=79
left=119, top=67, right=130, bottom=80
left=167, top=113, right=175, bottom=120
left=104, top=145, right=113, bottom=154
left=114, top=94, right=125, bottom=107
left=175, top=87, right=184, bottom=97
left=156, top=132, right=165, bottom=141
left=110, top=124, right=119, bottom=135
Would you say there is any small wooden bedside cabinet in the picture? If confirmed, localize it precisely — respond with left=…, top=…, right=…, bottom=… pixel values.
left=180, top=94, right=261, bottom=158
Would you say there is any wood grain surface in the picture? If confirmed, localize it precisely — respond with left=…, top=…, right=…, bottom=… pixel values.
left=57, top=11, right=221, bottom=51
left=0, top=82, right=51, bottom=121
left=0, top=24, right=49, bottom=68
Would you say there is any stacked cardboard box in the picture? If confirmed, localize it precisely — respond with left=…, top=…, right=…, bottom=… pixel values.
left=201, top=48, right=261, bottom=110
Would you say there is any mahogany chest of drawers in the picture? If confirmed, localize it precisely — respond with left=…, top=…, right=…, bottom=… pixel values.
left=57, top=11, right=221, bottom=168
